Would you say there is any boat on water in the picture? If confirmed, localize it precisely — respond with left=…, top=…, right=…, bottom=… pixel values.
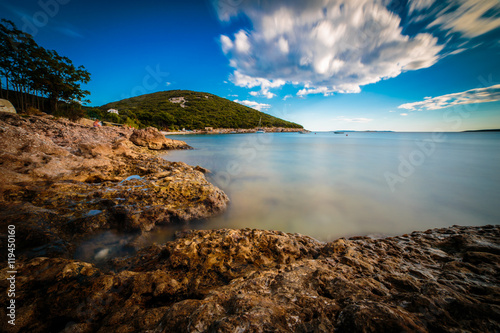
left=299, top=130, right=311, bottom=134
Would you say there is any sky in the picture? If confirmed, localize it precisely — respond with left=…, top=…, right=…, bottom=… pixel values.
left=1, top=0, right=500, bottom=131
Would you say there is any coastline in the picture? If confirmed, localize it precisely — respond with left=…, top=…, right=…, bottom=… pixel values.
left=0, top=112, right=229, bottom=258
left=161, top=127, right=304, bottom=135
left=0, top=113, right=499, bottom=332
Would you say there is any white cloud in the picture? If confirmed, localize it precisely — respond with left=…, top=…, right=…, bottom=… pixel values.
left=215, top=0, right=444, bottom=97
left=230, top=71, right=283, bottom=99
left=234, top=99, right=271, bottom=111
left=398, top=84, right=500, bottom=111
left=400, top=113, right=408, bottom=116
left=408, top=0, right=435, bottom=14
left=214, top=0, right=500, bottom=100
left=411, top=0, right=500, bottom=38
left=220, top=35, right=233, bottom=54
left=234, top=30, right=251, bottom=53
left=278, top=37, right=289, bottom=54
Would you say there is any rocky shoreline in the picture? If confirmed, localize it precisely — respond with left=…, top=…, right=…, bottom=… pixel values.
left=0, top=225, right=498, bottom=332
left=0, top=113, right=499, bottom=332
left=0, top=113, right=229, bottom=258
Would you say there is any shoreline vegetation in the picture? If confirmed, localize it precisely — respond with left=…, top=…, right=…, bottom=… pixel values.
left=0, top=112, right=499, bottom=332
left=161, top=126, right=304, bottom=135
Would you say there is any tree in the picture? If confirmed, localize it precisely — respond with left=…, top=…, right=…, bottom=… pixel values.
left=0, top=19, right=91, bottom=114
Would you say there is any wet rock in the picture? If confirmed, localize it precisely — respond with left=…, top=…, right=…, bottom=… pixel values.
left=0, top=226, right=498, bottom=332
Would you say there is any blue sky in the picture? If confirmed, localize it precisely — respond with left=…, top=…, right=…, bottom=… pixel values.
left=1, top=0, right=500, bottom=131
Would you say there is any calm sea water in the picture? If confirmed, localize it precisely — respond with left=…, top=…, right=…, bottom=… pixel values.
left=75, top=131, right=500, bottom=261
left=160, top=131, right=500, bottom=241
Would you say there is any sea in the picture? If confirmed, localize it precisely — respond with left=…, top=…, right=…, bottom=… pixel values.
left=161, top=131, right=500, bottom=241
left=75, top=131, right=500, bottom=262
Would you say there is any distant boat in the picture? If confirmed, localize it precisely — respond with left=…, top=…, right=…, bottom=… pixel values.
left=299, top=130, right=311, bottom=134
left=334, top=131, right=345, bottom=134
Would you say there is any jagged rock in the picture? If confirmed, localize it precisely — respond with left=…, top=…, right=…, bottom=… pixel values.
left=0, top=113, right=228, bottom=258
left=130, top=127, right=192, bottom=150
left=0, top=98, right=16, bottom=114
left=0, top=226, right=498, bottom=332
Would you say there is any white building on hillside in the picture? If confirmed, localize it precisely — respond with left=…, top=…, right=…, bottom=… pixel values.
left=107, top=109, right=119, bottom=115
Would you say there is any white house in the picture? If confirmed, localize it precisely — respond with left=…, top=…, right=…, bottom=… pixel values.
left=107, top=109, right=119, bottom=115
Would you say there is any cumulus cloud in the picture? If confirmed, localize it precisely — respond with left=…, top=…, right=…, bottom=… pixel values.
left=216, top=0, right=444, bottom=97
left=214, top=0, right=500, bottom=99
left=398, top=84, right=500, bottom=111
left=234, top=99, right=271, bottom=111
left=230, top=71, right=284, bottom=99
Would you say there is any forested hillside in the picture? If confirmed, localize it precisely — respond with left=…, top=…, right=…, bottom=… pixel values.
left=94, top=90, right=302, bottom=130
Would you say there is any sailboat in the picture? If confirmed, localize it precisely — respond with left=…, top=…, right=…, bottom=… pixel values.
left=256, top=117, right=265, bottom=133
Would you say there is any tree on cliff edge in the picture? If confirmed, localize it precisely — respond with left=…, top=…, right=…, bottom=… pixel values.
left=0, top=19, right=91, bottom=113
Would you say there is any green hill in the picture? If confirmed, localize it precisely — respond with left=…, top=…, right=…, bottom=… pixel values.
left=94, top=90, right=302, bottom=130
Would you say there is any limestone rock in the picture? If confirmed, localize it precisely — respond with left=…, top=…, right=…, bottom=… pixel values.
left=130, top=127, right=192, bottom=150
left=0, top=113, right=228, bottom=258
left=0, top=98, right=16, bottom=114
left=0, top=226, right=498, bottom=332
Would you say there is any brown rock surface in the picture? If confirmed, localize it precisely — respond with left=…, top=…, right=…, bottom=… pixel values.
left=0, top=225, right=498, bottom=332
left=0, top=98, right=16, bottom=114
left=0, top=113, right=228, bottom=257
left=130, top=127, right=192, bottom=150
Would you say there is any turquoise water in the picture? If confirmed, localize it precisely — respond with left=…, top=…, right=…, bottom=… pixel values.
left=162, top=131, right=500, bottom=241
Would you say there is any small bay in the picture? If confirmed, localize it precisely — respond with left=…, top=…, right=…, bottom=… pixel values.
left=162, top=131, right=500, bottom=241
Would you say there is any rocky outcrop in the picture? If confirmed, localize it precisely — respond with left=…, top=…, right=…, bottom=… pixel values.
left=0, top=225, right=498, bottom=332
left=0, top=113, right=228, bottom=258
left=0, top=98, right=16, bottom=114
left=130, top=127, right=192, bottom=150
left=1, top=113, right=498, bottom=333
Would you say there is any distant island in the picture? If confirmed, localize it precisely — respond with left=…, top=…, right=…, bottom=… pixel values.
left=90, top=90, right=303, bottom=131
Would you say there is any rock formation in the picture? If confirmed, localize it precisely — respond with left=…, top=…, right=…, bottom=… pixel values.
left=130, top=127, right=192, bottom=150
left=0, top=113, right=498, bottom=332
left=0, top=113, right=228, bottom=258
left=0, top=98, right=16, bottom=114
left=0, top=225, right=498, bottom=332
